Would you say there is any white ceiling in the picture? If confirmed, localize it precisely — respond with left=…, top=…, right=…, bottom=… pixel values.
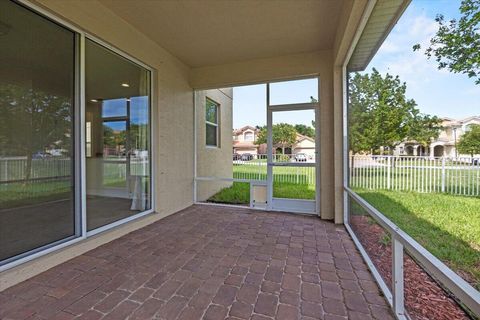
left=99, top=0, right=346, bottom=68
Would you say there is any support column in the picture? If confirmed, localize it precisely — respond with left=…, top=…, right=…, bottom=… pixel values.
left=333, top=65, right=345, bottom=223
left=319, top=59, right=335, bottom=221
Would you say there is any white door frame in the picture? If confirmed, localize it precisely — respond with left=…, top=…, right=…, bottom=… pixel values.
left=266, top=82, right=320, bottom=214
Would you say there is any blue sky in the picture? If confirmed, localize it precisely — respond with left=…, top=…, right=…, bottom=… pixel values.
left=232, top=79, right=318, bottom=128
left=102, top=96, right=149, bottom=130
left=232, top=0, right=479, bottom=129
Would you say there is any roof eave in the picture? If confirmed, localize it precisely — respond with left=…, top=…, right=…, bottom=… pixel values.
left=348, top=0, right=411, bottom=72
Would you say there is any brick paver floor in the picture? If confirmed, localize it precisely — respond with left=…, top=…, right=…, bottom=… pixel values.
left=0, top=205, right=394, bottom=320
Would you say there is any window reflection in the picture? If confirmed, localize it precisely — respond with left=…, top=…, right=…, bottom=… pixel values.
left=85, top=39, right=151, bottom=231
left=0, top=0, right=76, bottom=262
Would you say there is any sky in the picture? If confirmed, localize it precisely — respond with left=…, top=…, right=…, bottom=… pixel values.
left=232, top=0, right=479, bottom=129
left=102, top=96, right=149, bottom=130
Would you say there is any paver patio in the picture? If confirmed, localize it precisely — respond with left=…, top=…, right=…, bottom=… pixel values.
left=0, top=205, right=393, bottom=320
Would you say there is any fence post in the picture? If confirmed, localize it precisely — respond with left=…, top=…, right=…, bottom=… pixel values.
left=441, top=157, right=446, bottom=193
left=392, top=236, right=405, bottom=318
left=387, top=156, right=391, bottom=190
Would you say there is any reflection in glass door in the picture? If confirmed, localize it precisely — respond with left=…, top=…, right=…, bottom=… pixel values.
left=85, top=39, right=151, bottom=231
left=103, top=120, right=128, bottom=189
left=0, top=0, right=78, bottom=263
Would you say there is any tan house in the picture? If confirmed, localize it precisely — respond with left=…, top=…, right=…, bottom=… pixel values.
left=292, top=133, right=316, bottom=157
left=232, top=125, right=261, bottom=155
left=395, top=116, right=480, bottom=157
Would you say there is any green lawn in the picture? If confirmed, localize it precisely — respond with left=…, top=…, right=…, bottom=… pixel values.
left=352, top=189, right=480, bottom=289
left=207, top=181, right=315, bottom=204
left=0, top=180, right=71, bottom=209
left=0, top=161, right=131, bottom=207
left=233, top=162, right=316, bottom=185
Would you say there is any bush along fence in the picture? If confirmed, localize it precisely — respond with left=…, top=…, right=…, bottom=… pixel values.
left=349, top=155, right=480, bottom=196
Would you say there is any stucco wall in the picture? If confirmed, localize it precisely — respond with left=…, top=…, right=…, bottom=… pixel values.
left=196, top=88, right=233, bottom=201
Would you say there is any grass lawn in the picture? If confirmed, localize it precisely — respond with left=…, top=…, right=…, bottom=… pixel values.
left=0, top=180, right=71, bottom=209
left=353, top=188, right=480, bottom=289
left=233, top=162, right=316, bottom=185
left=207, top=181, right=315, bottom=205
left=0, top=161, right=130, bottom=209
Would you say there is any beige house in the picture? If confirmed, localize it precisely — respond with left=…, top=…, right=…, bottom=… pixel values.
left=395, top=116, right=480, bottom=157
left=292, top=133, right=316, bottom=157
left=232, top=126, right=261, bottom=155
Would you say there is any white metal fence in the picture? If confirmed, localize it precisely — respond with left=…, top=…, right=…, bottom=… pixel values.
left=233, top=153, right=316, bottom=185
left=0, top=157, right=71, bottom=183
left=349, top=155, right=480, bottom=196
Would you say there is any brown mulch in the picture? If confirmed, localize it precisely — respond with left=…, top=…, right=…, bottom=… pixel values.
left=350, top=215, right=472, bottom=320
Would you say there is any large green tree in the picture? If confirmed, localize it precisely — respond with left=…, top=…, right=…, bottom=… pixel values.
left=348, top=69, right=441, bottom=154
left=457, top=124, right=480, bottom=157
left=0, top=84, right=72, bottom=180
left=413, top=0, right=480, bottom=84
left=294, top=124, right=315, bottom=138
left=256, top=123, right=297, bottom=154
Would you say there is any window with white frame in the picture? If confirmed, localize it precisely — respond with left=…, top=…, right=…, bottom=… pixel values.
left=206, top=98, right=219, bottom=147
left=244, top=131, right=254, bottom=141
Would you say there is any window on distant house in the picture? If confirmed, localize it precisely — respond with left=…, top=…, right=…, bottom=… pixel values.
left=244, top=131, right=254, bottom=141
left=206, top=98, right=219, bottom=147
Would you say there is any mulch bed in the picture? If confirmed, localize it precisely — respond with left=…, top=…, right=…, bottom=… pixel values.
left=350, top=215, right=472, bottom=320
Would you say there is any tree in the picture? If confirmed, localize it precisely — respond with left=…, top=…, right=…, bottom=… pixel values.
left=294, top=124, right=315, bottom=138
left=0, top=84, right=72, bottom=180
left=406, top=113, right=443, bottom=147
left=457, top=124, right=480, bottom=158
left=413, top=0, right=480, bottom=84
left=348, top=69, right=441, bottom=154
left=256, top=123, right=297, bottom=154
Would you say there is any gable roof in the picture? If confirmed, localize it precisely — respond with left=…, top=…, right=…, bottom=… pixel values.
left=295, top=133, right=315, bottom=143
left=233, top=126, right=259, bottom=135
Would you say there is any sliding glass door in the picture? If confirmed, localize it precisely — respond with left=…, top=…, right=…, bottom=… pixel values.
left=0, top=1, right=77, bottom=262
left=85, top=39, right=152, bottom=232
left=0, top=0, right=153, bottom=266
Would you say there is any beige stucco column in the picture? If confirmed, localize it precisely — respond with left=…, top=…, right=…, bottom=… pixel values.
left=318, top=56, right=335, bottom=221
left=333, top=65, right=345, bottom=224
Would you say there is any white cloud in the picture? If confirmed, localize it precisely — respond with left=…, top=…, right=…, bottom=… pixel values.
left=369, top=11, right=448, bottom=88
left=356, top=0, right=479, bottom=118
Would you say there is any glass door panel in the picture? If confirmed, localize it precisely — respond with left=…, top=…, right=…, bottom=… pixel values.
left=85, top=39, right=151, bottom=231
left=267, top=107, right=318, bottom=214
left=0, top=0, right=77, bottom=263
